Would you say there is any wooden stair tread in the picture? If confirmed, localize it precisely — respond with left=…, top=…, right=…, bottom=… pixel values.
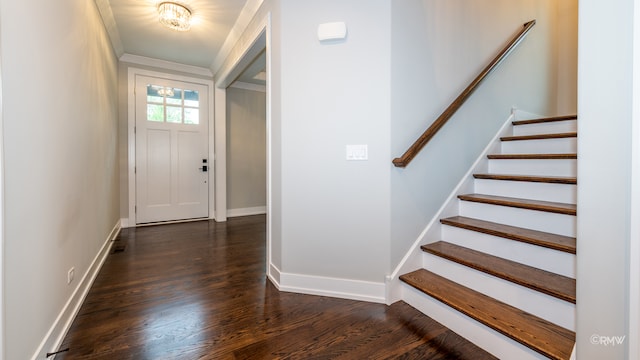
left=458, top=193, right=576, bottom=215
left=473, top=174, right=576, bottom=184
left=487, top=153, right=576, bottom=160
left=441, top=216, right=576, bottom=254
left=400, top=269, right=576, bottom=360
left=512, top=115, right=577, bottom=126
left=501, top=132, right=576, bottom=141
left=422, top=241, right=576, bottom=303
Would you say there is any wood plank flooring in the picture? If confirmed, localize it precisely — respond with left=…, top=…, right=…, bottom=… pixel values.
left=56, top=215, right=496, bottom=360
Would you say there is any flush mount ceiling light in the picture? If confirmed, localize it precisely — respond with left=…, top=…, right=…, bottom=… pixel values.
left=158, top=2, right=192, bottom=31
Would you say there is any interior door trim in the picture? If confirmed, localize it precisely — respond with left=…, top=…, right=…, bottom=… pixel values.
left=126, top=67, right=214, bottom=227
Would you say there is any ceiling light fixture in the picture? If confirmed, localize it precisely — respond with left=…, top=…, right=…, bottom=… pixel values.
left=158, top=2, right=192, bottom=32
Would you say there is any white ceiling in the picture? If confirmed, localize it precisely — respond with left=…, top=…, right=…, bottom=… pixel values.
left=104, top=0, right=249, bottom=69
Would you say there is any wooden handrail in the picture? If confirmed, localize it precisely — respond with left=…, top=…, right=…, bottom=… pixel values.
left=392, top=20, right=537, bottom=168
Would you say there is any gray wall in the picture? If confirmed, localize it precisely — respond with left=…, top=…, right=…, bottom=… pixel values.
left=555, top=0, right=579, bottom=115
left=0, top=0, right=120, bottom=358
left=279, top=0, right=392, bottom=282
left=216, top=0, right=577, bottom=287
left=389, top=0, right=578, bottom=272
left=226, top=86, right=267, bottom=214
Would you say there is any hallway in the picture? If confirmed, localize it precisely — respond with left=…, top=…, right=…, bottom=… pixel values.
left=57, top=216, right=494, bottom=359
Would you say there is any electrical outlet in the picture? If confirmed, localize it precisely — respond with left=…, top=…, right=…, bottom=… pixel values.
left=67, top=267, right=75, bottom=284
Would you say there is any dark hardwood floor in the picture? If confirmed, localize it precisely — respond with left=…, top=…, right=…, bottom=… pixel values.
left=57, top=215, right=496, bottom=359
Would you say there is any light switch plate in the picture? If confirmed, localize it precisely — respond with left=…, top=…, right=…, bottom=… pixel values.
left=346, top=145, right=368, bottom=161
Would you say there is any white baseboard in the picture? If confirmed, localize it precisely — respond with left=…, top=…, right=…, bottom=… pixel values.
left=268, top=263, right=281, bottom=285
left=227, top=206, right=266, bottom=218
left=386, top=111, right=518, bottom=305
left=268, top=264, right=385, bottom=304
left=33, top=220, right=121, bottom=360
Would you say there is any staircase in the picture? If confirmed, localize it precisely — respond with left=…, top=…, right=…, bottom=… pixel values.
left=399, top=115, right=577, bottom=360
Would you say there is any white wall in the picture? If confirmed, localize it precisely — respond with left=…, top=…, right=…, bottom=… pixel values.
left=226, top=86, right=267, bottom=215
left=577, top=0, right=636, bottom=358
left=0, top=19, right=5, bottom=360
left=0, top=0, right=119, bottom=358
left=279, top=0, right=392, bottom=283
left=631, top=1, right=640, bottom=357
left=389, top=0, right=575, bottom=271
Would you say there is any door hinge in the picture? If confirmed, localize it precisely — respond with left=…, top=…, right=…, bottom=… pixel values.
left=135, top=206, right=137, bottom=213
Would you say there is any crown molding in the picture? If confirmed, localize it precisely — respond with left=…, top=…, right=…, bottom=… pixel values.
left=93, top=0, right=125, bottom=57
left=120, top=53, right=213, bottom=77
left=211, top=0, right=265, bottom=73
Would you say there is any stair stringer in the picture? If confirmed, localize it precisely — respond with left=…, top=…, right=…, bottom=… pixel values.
left=386, top=110, right=521, bottom=305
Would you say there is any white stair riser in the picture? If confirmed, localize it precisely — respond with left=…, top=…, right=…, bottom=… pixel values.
left=501, top=137, right=577, bottom=154
left=422, top=254, right=576, bottom=330
left=512, top=120, right=577, bottom=136
left=474, top=179, right=576, bottom=204
left=403, top=284, right=550, bottom=360
left=488, top=159, right=577, bottom=177
left=441, top=226, right=576, bottom=278
left=459, top=201, right=576, bottom=237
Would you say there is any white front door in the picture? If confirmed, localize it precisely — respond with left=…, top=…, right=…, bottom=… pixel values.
left=135, top=75, right=209, bottom=224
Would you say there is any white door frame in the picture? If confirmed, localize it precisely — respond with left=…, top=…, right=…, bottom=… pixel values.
left=127, top=68, right=215, bottom=226
left=214, top=13, right=272, bottom=273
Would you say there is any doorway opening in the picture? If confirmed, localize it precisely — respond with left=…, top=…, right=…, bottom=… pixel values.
left=213, top=14, right=273, bottom=278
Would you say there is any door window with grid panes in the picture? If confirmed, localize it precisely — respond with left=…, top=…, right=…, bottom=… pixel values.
left=146, top=85, right=200, bottom=125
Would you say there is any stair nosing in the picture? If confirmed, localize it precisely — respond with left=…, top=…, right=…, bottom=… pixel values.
left=512, top=115, right=577, bottom=126
left=473, top=174, right=577, bottom=184
left=400, top=269, right=576, bottom=360
left=487, top=153, right=577, bottom=160
left=441, top=216, right=576, bottom=254
left=458, top=193, right=576, bottom=215
left=501, top=132, right=577, bottom=142
left=421, top=241, right=576, bottom=303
